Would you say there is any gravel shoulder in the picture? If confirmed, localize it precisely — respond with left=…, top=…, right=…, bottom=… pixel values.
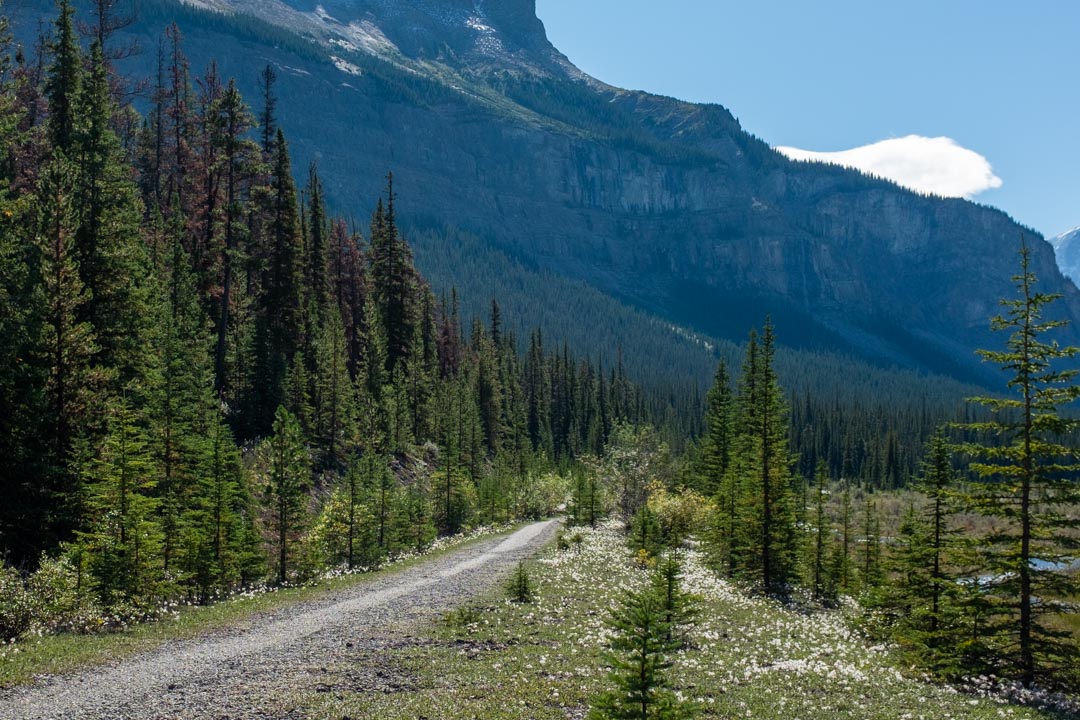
left=0, top=519, right=561, bottom=720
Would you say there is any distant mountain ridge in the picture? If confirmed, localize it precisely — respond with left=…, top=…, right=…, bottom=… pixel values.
left=8, top=0, right=1079, bottom=386
left=1051, top=228, right=1080, bottom=287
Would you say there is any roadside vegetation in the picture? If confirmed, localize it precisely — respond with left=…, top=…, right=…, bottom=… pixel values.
left=0, top=522, right=518, bottom=687
left=305, top=522, right=1072, bottom=720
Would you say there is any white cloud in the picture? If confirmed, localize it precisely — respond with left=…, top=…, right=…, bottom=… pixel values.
left=775, top=135, right=1003, bottom=199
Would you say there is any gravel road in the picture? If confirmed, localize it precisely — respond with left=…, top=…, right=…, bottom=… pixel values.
left=0, top=519, right=560, bottom=720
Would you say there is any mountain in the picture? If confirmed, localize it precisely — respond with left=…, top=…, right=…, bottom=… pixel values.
left=9, top=0, right=1079, bottom=387
left=1051, top=228, right=1080, bottom=287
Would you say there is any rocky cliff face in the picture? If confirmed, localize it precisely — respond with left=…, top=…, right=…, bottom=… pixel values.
left=9, top=0, right=1077, bottom=383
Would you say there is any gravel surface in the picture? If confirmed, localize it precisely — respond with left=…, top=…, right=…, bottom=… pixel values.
left=0, top=519, right=560, bottom=720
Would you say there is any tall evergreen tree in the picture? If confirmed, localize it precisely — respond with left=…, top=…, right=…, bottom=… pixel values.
left=211, top=79, right=258, bottom=398
left=730, top=321, right=798, bottom=595
left=34, top=156, right=100, bottom=544
left=368, top=174, right=417, bottom=374
left=73, top=41, right=149, bottom=390
left=696, top=360, right=732, bottom=496
left=957, top=240, right=1080, bottom=686
left=251, top=129, right=304, bottom=428
left=258, top=64, right=276, bottom=157
left=265, top=406, right=310, bottom=584
left=44, top=0, right=81, bottom=154
left=810, top=459, right=830, bottom=599
left=78, top=395, right=163, bottom=605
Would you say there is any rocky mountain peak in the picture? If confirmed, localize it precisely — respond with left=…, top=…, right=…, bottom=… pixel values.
left=278, top=0, right=558, bottom=72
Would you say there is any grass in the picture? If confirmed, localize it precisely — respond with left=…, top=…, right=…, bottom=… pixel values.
left=299, top=522, right=1068, bottom=720
left=0, top=523, right=523, bottom=688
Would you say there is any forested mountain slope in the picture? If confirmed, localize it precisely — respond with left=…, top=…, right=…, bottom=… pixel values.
left=9, top=0, right=1074, bottom=386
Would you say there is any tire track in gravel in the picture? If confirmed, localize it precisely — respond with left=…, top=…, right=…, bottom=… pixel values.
left=0, top=519, right=561, bottom=720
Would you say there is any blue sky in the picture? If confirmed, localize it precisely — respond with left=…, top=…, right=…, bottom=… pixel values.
left=536, top=0, right=1078, bottom=239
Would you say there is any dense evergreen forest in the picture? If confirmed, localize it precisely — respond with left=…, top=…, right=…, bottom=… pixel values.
left=0, top=3, right=666, bottom=600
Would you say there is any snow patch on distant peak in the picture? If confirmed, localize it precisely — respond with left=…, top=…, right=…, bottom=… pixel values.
left=330, top=56, right=363, bottom=76
left=341, top=20, right=399, bottom=57
left=178, top=0, right=234, bottom=13
left=1051, top=227, right=1080, bottom=247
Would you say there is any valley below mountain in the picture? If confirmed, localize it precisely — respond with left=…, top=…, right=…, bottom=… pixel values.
left=11, top=0, right=1074, bottom=386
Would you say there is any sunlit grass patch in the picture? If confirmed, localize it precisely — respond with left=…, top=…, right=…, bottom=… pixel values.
left=307, top=522, right=1063, bottom=720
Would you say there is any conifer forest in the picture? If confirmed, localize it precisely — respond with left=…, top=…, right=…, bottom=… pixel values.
left=0, top=3, right=1078, bottom=719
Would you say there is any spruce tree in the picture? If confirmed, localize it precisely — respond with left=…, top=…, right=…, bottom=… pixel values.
left=810, top=459, right=830, bottom=599
left=696, top=360, right=732, bottom=496
left=860, top=494, right=883, bottom=595
left=730, top=321, right=798, bottom=595
left=650, top=552, right=700, bottom=648
left=73, top=41, right=150, bottom=390
left=886, top=477, right=964, bottom=674
left=211, top=79, right=257, bottom=398
left=0, top=35, right=49, bottom=565
left=957, top=240, right=1080, bottom=686
left=368, top=174, right=417, bottom=375
left=252, top=129, right=304, bottom=429
left=312, top=307, right=357, bottom=467
left=79, top=395, right=163, bottom=606
left=589, top=581, right=695, bottom=720
left=266, top=406, right=310, bottom=584
left=34, top=156, right=100, bottom=543
left=44, top=0, right=81, bottom=154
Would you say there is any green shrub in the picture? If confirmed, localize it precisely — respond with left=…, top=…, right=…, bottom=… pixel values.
left=29, top=553, right=103, bottom=634
left=507, top=562, right=534, bottom=603
left=0, top=564, right=31, bottom=640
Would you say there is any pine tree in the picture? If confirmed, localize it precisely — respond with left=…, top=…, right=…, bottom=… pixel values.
left=252, top=129, right=305, bottom=429
left=860, top=494, right=883, bottom=595
left=650, top=552, right=700, bottom=648
left=258, top=64, right=276, bottom=157
left=149, top=216, right=213, bottom=580
left=79, top=395, right=163, bottom=606
left=731, top=321, right=799, bottom=595
left=312, top=307, right=357, bottom=467
left=0, top=28, right=49, bottom=565
left=956, top=240, right=1080, bottom=686
left=589, top=581, right=695, bottom=720
left=304, top=163, right=330, bottom=319
left=810, top=459, right=830, bottom=599
left=696, top=361, right=732, bottom=496
left=34, top=156, right=100, bottom=544
left=73, top=41, right=150, bottom=391
left=920, top=428, right=961, bottom=640
left=44, top=0, right=81, bottom=154
left=629, top=504, right=663, bottom=558
left=266, top=406, right=310, bottom=584
left=211, top=79, right=258, bottom=398
left=368, top=174, right=417, bottom=375
left=832, top=484, right=854, bottom=595
left=338, top=457, right=375, bottom=570
left=189, top=412, right=254, bottom=596
left=507, top=561, right=533, bottom=603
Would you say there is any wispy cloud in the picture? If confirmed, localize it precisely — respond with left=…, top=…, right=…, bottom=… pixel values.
left=775, top=135, right=1003, bottom=199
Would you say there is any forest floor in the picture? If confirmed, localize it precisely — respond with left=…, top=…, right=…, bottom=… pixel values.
left=0, top=519, right=560, bottom=720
